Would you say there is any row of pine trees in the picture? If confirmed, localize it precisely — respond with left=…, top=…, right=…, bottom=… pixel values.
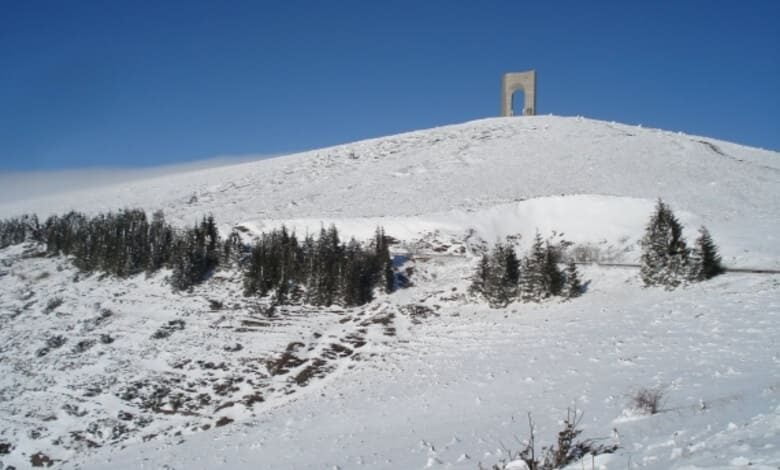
left=39, top=210, right=222, bottom=289
left=0, top=210, right=394, bottom=307
left=469, top=199, right=725, bottom=305
left=469, top=233, right=583, bottom=307
left=0, top=198, right=727, bottom=309
left=243, top=225, right=394, bottom=305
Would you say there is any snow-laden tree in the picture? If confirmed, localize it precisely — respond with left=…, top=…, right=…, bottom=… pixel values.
left=688, top=226, right=724, bottom=281
left=469, top=254, right=492, bottom=299
left=639, top=199, right=690, bottom=288
left=520, top=232, right=564, bottom=302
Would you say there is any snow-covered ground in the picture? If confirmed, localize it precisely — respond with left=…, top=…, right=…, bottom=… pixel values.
left=0, top=116, right=778, bottom=469
left=74, top=269, right=780, bottom=470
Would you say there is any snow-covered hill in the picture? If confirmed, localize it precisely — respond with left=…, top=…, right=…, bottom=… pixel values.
left=1, top=116, right=777, bottom=266
left=0, top=116, right=778, bottom=469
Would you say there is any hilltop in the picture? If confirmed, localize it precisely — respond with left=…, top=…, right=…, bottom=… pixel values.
left=0, top=116, right=778, bottom=469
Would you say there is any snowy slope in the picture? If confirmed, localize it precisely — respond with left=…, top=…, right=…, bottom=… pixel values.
left=0, top=115, right=777, bottom=266
left=0, top=116, right=778, bottom=469
left=73, top=270, right=780, bottom=470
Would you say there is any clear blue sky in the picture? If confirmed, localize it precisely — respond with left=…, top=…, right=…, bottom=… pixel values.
left=1, top=1, right=778, bottom=171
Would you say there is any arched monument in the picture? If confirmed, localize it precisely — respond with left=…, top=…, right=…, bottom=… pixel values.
left=501, top=70, right=536, bottom=116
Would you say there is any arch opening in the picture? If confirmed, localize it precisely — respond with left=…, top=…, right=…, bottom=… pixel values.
left=511, top=90, right=526, bottom=117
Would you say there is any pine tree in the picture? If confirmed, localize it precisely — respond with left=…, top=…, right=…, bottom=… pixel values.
left=488, top=242, right=519, bottom=307
left=562, top=260, right=583, bottom=299
left=201, top=215, right=220, bottom=273
left=640, top=199, right=690, bottom=288
left=469, top=254, right=492, bottom=298
left=170, top=234, right=196, bottom=291
left=373, top=227, right=395, bottom=294
left=301, top=233, right=317, bottom=300
left=244, top=238, right=268, bottom=296
left=340, top=238, right=364, bottom=306
left=543, top=241, right=564, bottom=297
left=520, top=232, right=549, bottom=302
left=689, top=226, right=724, bottom=281
left=123, top=209, right=150, bottom=276
left=148, top=210, right=173, bottom=272
left=500, top=244, right=520, bottom=300
left=468, top=242, right=519, bottom=307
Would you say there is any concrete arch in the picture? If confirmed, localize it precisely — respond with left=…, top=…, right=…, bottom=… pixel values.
left=501, top=70, right=536, bottom=116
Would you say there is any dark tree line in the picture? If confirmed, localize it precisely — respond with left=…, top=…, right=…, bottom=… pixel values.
left=470, top=233, right=582, bottom=307
left=0, top=209, right=396, bottom=307
left=243, top=225, right=395, bottom=306
left=0, top=214, right=41, bottom=248
left=38, top=209, right=224, bottom=288
left=640, top=199, right=724, bottom=288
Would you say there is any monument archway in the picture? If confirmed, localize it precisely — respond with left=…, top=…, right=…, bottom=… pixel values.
left=501, top=70, right=536, bottom=116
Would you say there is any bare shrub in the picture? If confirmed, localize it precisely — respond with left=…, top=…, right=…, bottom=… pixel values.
left=630, top=387, right=665, bottom=415
left=482, top=408, right=618, bottom=470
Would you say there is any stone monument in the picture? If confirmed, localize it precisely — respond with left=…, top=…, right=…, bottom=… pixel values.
left=501, top=70, right=536, bottom=116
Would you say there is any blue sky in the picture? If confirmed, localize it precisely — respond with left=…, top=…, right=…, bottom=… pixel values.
left=1, top=1, right=778, bottom=171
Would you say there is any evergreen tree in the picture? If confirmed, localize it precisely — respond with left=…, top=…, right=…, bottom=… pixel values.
left=689, top=226, right=724, bottom=281
left=562, top=260, right=583, bottom=299
left=170, top=217, right=222, bottom=291
left=496, top=243, right=520, bottom=305
left=502, top=244, right=521, bottom=288
left=543, top=241, right=564, bottom=297
left=640, top=199, right=690, bottom=288
left=469, top=254, right=492, bottom=299
left=372, top=227, right=395, bottom=293
left=491, top=242, right=519, bottom=306
left=314, top=225, right=342, bottom=306
left=520, top=232, right=549, bottom=301
left=148, top=210, right=173, bottom=272
left=123, top=209, right=150, bottom=276
left=244, top=237, right=268, bottom=296
left=170, top=234, right=196, bottom=291
left=341, top=238, right=369, bottom=305
left=201, top=215, right=220, bottom=274
left=468, top=242, right=521, bottom=307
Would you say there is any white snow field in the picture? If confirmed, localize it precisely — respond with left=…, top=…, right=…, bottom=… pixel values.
left=0, top=115, right=778, bottom=469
